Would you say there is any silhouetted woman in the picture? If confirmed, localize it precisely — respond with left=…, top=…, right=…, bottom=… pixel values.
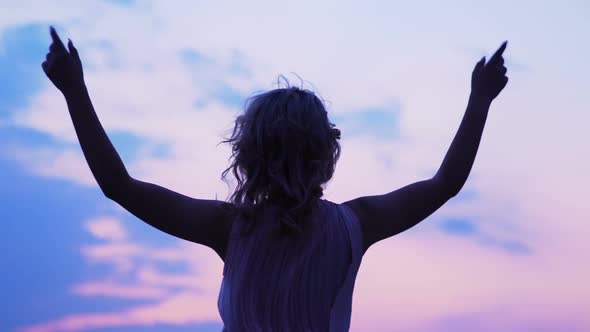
left=42, top=26, right=508, bottom=331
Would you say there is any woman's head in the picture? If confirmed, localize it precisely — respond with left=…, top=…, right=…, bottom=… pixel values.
left=221, top=81, right=341, bottom=235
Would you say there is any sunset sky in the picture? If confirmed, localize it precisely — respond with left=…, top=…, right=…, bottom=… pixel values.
left=1, top=1, right=589, bottom=331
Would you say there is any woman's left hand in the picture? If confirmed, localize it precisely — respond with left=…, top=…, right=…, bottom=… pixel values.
left=471, top=41, right=509, bottom=101
left=42, top=26, right=85, bottom=94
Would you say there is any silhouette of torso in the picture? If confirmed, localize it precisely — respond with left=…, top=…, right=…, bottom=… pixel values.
left=218, top=199, right=363, bottom=331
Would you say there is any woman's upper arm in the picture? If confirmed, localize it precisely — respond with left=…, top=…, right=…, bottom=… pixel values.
left=105, top=177, right=235, bottom=261
left=343, top=177, right=456, bottom=254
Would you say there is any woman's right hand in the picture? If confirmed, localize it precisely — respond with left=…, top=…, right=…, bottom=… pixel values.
left=42, top=26, right=85, bottom=94
left=471, top=41, right=509, bottom=101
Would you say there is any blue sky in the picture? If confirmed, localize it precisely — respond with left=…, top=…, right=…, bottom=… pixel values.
left=1, top=1, right=589, bottom=331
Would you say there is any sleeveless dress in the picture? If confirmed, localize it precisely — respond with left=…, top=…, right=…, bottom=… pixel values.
left=217, top=199, right=364, bottom=332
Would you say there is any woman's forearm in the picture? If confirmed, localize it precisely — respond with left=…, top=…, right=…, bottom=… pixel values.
left=434, top=92, right=493, bottom=195
left=63, top=84, right=130, bottom=195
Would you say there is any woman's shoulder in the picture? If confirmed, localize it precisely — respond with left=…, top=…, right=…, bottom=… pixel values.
left=320, top=198, right=364, bottom=255
left=318, top=198, right=359, bottom=220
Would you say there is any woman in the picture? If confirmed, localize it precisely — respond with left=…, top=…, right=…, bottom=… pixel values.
left=42, top=26, right=508, bottom=331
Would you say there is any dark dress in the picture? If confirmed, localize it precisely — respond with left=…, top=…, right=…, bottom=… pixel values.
left=217, top=199, right=364, bottom=331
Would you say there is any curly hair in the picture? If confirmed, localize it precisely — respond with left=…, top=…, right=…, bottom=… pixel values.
left=220, top=81, right=341, bottom=238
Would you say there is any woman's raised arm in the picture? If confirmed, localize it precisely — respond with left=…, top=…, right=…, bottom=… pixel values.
left=344, top=41, right=509, bottom=254
left=42, top=26, right=233, bottom=261
left=42, top=26, right=128, bottom=193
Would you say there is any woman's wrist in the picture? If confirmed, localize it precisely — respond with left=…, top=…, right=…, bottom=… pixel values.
left=62, top=82, right=87, bottom=99
left=469, top=91, right=494, bottom=105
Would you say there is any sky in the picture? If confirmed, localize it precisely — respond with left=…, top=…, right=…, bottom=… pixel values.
left=1, top=0, right=589, bottom=331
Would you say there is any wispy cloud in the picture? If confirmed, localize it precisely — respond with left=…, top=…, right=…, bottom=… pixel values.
left=85, top=217, right=127, bottom=241
left=2, top=145, right=97, bottom=187
left=0, top=24, right=48, bottom=115
left=331, top=101, right=402, bottom=140
left=72, top=281, right=170, bottom=300
left=438, top=217, right=531, bottom=255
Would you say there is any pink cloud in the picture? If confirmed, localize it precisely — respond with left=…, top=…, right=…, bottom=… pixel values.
left=85, top=217, right=127, bottom=242
left=136, top=266, right=204, bottom=290
left=18, top=217, right=223, bottom=332
left=18, top=293, right=219, bottom=332
left=71, top=281, right=170, bottom=300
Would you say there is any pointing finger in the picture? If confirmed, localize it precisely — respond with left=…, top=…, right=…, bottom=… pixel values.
left=49, top=26, right=66, bottom=52
left=49, top=42, right=61, bottom=52
left=488, top=40, right=507, bottom=66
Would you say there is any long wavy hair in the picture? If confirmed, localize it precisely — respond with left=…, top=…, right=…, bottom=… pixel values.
left=220, top=80, right=341, bottom=238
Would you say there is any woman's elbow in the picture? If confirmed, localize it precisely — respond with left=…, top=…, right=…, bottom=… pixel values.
left=100, top=177, right=131, bottom=200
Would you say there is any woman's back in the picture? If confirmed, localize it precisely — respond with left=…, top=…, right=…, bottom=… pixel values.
left=218, top=199, right=364, bottom=331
